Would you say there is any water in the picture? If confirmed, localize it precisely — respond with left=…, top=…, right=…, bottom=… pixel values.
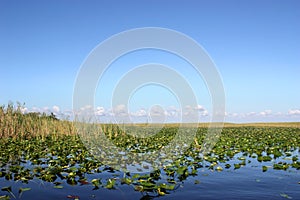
left=1, top=164, right=299, bottom=200
left=169, top=167, right=300, bottom=200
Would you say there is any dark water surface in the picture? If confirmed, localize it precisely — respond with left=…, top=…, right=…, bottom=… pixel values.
left=1, top=164, right=299, bottom=200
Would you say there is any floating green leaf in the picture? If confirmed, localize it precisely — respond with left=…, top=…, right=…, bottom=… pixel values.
left=0, top=195, right=10, bottom=200
left=280, top=193, right=292, bottom=199
left=53, top=185, right=63, bottom=189
left=262, top=166, right=268, bottom=172
left=105, top=179, right=116, bottom=189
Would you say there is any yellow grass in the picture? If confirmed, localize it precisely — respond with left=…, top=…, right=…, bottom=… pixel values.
left=0, top=103, right=76, bottom=140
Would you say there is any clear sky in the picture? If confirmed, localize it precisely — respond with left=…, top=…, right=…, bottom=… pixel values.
left=1, top=0, right=299, bottom=122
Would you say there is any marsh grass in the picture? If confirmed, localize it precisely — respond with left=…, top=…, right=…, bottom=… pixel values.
left=0, top=103, right=299, bottom=198
left=0, top=103, right=76, bottom=140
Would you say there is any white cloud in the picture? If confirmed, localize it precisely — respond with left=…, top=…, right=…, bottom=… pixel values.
left=246, top=112, right=256, bottom=116
left=43, top=106, right=49, bottom=111
left=194, top=105, right=205, bottom=111
left=95, top=106, right=105, bottom=116
left=259, top=109, right=272, bottom=116
left=17, top=104, right=300, bottom=123
left=80, top=105, right=92, bottom=111
left=113, top=104, right=128, bottom=117
left=231, top=113, right=239, bottom=117
left=194, top=105, right=208, bottom=117
left=149, top=105, right=165, bottom=117
left=62, top=110, right=74, bottom=118
left=200, top=110, right=209, bottom=116
left=288, top=109, right=300, bottom=115
left=131, top=109, right=147, bottom=117
left=274, top=112, right=282, bottom=116
left=183, top=105, right=195, bottom=116
left=31, top=107, right=41, bottom=113
left=165, top=106, right=180, bottom=117
left=148, top=105, right=166, bottom=123
left=52, top=105, right=60, bottom=113
left=20, top=107, right=28, bottom=114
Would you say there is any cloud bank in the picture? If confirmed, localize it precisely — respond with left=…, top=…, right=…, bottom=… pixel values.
left=17, top=105, right=300, bottom=123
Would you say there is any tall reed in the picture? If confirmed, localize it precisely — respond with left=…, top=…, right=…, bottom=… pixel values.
left=0, top=103, right=76, bottom=140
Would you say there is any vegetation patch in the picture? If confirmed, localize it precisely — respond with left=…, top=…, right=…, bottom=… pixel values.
left=0, top=103, right=299, bottom=198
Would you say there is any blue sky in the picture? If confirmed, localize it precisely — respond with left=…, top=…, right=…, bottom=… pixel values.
left=0, top=0, right=299, bottom=122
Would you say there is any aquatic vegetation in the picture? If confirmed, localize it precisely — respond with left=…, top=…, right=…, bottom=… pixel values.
left=0, top=103, right=299, bottom=198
